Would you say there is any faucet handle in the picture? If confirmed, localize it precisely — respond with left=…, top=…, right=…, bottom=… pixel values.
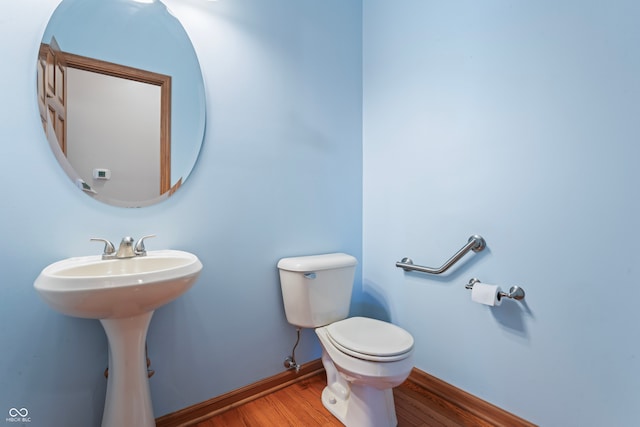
left=90, top=238, right=116, bottom=259
left=134, top=235, right=156, bottom=256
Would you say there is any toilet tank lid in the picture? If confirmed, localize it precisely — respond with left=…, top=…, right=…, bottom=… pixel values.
left=277, top=253, right=357, bottom=272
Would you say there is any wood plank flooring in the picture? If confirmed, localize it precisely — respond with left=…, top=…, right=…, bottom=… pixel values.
left=195, top=373, right=501, bottom=427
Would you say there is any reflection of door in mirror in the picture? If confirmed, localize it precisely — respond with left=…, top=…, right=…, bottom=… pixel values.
left=37, top=41, right=173, bottom=203
left=38, top=38, right=67, bottom=154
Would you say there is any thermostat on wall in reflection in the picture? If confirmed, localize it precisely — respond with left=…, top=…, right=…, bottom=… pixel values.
left=93, top=168, right=111, bottom=180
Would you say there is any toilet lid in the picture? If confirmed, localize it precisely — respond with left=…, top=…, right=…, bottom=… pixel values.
left=326, top=317, right=414, bottom=362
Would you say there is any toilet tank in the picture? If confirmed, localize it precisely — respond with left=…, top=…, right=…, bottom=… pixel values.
left=277, top=253, right=357, bottom=328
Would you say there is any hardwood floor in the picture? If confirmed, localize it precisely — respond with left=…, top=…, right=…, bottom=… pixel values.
left=194, top=373, right=508, bottom=427
left=195, top=373, right=336, bottom=426
left=157, top=361, right=535, bottom=427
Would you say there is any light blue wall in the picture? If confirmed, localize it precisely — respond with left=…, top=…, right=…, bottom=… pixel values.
left=363, top=1, right=640, bottom=426
left=0, top=0, right=362, bottom=425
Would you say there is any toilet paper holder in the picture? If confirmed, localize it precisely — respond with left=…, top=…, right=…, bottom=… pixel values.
left=465, top=278, right=525, bottom=301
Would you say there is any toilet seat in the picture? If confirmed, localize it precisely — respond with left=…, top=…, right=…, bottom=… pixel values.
left=326, top=317, right=414, bottom=362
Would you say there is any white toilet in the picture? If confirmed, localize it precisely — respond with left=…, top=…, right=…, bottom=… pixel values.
left=277, top=253, right=414, bottom=427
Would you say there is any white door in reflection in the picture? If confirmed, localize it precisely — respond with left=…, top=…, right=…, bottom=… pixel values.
left=66, top=68, right=161, bottom=203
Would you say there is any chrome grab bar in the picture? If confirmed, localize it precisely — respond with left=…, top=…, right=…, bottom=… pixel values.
left=396, top=235, right=486, bottom=274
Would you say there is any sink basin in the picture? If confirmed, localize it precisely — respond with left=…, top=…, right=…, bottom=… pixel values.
left=34, top=249, right=202, bottom=427
left=34, top=249, right=202, bottom=319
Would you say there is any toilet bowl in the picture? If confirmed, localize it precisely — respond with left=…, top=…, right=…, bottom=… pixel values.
left=316, top=317, right=414, bottom=427
left=277, top=253, right=415, bottom=427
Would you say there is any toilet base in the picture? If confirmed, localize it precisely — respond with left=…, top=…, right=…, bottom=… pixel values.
left=321, top=383, right=397, bottom=427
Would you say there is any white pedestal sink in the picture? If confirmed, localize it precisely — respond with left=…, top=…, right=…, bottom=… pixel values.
left=34, top=250, right=203, bottom=427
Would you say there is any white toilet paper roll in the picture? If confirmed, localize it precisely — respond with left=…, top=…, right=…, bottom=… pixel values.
left=471, top=283, right=502, bottom=306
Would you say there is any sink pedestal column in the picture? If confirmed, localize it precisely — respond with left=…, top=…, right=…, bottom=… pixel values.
left=100, top=311, right=155, bottom=427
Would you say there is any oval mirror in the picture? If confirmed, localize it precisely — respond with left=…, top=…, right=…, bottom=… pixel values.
left=38, top=0, right=206, bottom=207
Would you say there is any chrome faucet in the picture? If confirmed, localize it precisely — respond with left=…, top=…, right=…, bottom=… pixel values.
left=91, top=235, right=156, bottom=259
left=115, top=236, right=136, bottom=258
